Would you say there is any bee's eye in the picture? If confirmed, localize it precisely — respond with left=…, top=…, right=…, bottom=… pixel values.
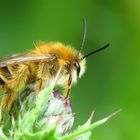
left=75, top=61, right=81, bottom=78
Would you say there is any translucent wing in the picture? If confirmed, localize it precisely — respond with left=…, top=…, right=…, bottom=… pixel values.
left=0, top=53, right=55, bottom=67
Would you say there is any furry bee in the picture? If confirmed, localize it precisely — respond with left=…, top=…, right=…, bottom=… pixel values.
left=0, top=18, right=109, bottom=117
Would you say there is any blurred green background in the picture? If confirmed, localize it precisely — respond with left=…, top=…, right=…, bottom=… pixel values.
left=0, top=0, right=140, bottom=139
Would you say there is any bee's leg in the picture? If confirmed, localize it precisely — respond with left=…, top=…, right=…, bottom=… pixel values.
left=9, top=102, right=15, bottom=121
left=18, top=95, right=22, bottom=113
left=20, top=86, right=33, bottom=102
left=0, top=118, right=4, bottom=124
left=1, top=64, right=30, bottom=122
left=1, top=90, right=16, bottom=122
left=64, top=74, right=72, bottom=100
left=35, top=63, right=48, bottom=93
left=35, top=79, right=46, bottom=93
left=2, top=95, right=17, bottom=122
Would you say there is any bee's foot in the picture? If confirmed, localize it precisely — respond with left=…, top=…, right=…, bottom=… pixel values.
left=0, top=118, right=4, bottom=125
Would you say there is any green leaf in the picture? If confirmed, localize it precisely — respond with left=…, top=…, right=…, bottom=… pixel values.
left=60, top=109, right=122, bottom=140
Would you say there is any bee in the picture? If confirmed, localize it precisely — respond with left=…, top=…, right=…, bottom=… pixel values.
left=0, top=18, right=109, bottom=118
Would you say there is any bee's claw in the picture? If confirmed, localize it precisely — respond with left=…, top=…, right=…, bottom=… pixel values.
left=10, top=111, right=15, bottom=122
left=64, top=95, right=70, bottom=105
left=0, top=118, right=4, bottom=125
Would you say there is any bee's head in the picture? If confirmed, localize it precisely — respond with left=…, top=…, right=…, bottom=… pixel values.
left=72, top=60, right=81, bottom=78
left=70, top=57, right=86, bottom=81
left=70, top=17, right=109, bottom=81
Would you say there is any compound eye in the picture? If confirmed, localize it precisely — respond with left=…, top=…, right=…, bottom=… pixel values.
left=75, top=61, right=81, bottom=78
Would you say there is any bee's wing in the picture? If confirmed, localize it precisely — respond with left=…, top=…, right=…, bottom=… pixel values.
left=0, top=53, right=55, bottom=67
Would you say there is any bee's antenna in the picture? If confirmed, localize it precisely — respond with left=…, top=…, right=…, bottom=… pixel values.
left=78, top=17, right=87, bottom=56
left=81, top=43, right=110, bottom=60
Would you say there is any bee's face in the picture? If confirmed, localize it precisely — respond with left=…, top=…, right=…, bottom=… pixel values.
left=71, top=60, right=81, bottom=78
left=70, top=58, right=86, bottom=83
